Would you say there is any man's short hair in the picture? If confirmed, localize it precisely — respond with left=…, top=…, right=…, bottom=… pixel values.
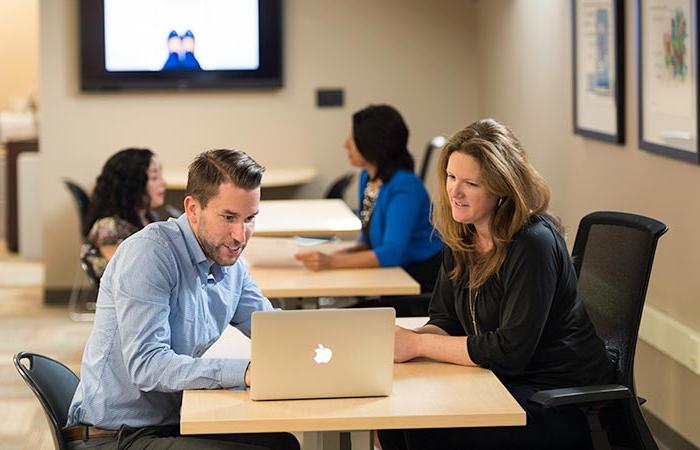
left=186, top=149, right=265, bottom=208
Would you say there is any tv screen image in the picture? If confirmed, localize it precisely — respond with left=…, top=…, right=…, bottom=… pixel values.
left=80, top=0, right=282, bottom=90
left=104, top=0, right=260, bottom=72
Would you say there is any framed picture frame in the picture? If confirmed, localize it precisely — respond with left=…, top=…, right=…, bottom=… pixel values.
left=573, top=0, right=625, bottom=144
left=638, top=0, right=700, bottom=164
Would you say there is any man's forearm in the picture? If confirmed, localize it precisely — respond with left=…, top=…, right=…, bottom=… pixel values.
left=127, top=351, right=250, bottom=391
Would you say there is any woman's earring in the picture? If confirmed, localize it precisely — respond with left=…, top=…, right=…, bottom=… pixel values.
left=497, top=197, right=504, bottom=207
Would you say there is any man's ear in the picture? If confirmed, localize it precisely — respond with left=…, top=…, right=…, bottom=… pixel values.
left=184, top=195, right=200, bottom=224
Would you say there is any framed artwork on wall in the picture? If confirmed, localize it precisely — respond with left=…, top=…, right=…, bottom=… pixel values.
left=573, top=0, right=625, bottom=143
left=638, top=0, right=700, bottom=164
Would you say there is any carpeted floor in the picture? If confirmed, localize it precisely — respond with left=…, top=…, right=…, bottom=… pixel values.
left=0, top=313, right=92, bottom=450
left=0, top=246, right=92, bottom=450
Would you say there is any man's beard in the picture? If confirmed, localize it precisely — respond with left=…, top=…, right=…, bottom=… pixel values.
left=197, top=232, right=244, bottom=266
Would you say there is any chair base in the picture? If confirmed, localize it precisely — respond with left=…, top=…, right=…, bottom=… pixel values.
left=67, top=265, right=96, bottom=322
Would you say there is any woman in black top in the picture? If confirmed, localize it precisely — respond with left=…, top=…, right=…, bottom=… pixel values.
left=379, top=119, right=613, bottom=450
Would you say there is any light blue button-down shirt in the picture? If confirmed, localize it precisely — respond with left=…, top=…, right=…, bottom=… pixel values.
left=67, top=213, right=273, bottom=429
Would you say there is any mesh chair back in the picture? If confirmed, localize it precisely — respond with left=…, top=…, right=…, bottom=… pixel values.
left=13, top=352, right=80, bottom=450
left=572, top=212, right=667, bottom=392
left=63, top=179, right=91, bottom=237
left=418, top=135, right=446, bottom=182
left=325, top=173, right=355, bottom=199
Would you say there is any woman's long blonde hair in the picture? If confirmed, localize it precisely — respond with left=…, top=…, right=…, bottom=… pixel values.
left=432, top=118, right=557, bottom=289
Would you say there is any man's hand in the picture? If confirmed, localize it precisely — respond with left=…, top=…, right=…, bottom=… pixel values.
left=394, top=325, right=422, bottom=363
left=245, top=366, right=251, bottom=387
left=294, top=251, right=332, bottom=270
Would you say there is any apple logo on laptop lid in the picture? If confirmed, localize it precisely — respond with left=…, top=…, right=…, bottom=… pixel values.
left=313, top=344, right=333, bottom=364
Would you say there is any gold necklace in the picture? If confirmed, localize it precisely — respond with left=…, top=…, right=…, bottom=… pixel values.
left=360, top=181, right=382, bottom=228
left=469, top=286, right=480, bottom=336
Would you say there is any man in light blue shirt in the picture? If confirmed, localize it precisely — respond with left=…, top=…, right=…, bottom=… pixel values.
left=65, top=150, right=299, bottom=450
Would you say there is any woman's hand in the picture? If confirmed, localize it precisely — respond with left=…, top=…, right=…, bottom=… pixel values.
left=394, top=325, right=422, bottom=363
left=294, top=251, right=333, bottom=270
left=99, top=244, right=119, bottom=261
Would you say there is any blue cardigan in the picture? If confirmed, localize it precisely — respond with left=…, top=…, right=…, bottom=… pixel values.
left=358, top=169, right=442, bottom=267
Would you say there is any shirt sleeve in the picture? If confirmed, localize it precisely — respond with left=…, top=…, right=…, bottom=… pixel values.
left=111, top=236, right=250, bottom=391
left=373, top=180, right=424, bottom=267
left=230, top=264, right=275, bottom=337
left=427, top=250, right=465, bottom=336
left=467, top=225, right=560, bottom=375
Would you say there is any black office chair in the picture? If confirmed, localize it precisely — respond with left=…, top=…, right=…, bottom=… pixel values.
left=529, top=211, right=667, bottom=450
left=418, top=135, right=446, bottom=182
left=14, top=352, right=80, bottom=450
left=63, top=179, right=91, bottom=237
left=63, top=179, right=98, bottom=320
left=324, top=172, right=355, bottom=200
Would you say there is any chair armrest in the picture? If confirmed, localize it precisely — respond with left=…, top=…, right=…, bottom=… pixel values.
left=528, top=384, right=632, bottom=408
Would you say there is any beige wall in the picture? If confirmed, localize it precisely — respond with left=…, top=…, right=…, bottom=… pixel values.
left=39, top=0, right=480, bottom=287
left=475, top=0, right=700, bottom=446
left=37, top=0, right=700, bottom=443
left=0, top=0, right=38, bottom=111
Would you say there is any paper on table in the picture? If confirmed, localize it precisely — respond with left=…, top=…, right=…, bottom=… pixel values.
left=242, top=237, right=303, bottom=267
left=242, top=236, right=356, bottom=267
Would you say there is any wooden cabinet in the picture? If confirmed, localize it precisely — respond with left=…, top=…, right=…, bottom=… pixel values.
left=4, top=139, right=38, bottom=252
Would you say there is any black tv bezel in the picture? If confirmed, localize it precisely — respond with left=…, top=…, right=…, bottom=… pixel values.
left=79, top=0, right=283, bottom=91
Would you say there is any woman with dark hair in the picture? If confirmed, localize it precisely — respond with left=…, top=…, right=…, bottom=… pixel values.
left=380, top=119, right=613, bottom=449
left=81, top=148, right=166, bottom=279
left=295, top=104, right=442, bottom=293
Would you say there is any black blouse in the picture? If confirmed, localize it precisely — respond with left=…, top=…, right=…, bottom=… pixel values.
left=428, top=215, right=613, bottom=389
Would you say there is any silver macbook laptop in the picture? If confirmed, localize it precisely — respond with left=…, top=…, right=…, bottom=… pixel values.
left=250, top=308, right=395, bottom=401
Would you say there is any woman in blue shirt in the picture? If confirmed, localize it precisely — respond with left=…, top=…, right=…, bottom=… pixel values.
left=295, top=104, right=442, bottom=293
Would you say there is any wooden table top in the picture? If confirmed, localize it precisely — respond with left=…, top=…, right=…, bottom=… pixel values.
left=254, top=199, right=361, bottom=238
left=181, top=361, right=524, bottom=434
left=182, top=319, right=525, bottom=434
left=249, top=266, right=420, bottom=298
left=164, top=166, right=318, bottom=190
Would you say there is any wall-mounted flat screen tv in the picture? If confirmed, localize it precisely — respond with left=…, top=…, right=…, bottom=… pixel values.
left=80, top=0, right=282, bottom=91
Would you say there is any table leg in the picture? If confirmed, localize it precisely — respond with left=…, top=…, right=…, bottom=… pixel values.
left=302, top=431, right=340, bottom=450
left=302, top=432, right=318, bottom=450
left=350, top=431, right=372, bottom=450
left=323, top=432, right=341, bottom=450
left=301, top=431, right=372, bottom=450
